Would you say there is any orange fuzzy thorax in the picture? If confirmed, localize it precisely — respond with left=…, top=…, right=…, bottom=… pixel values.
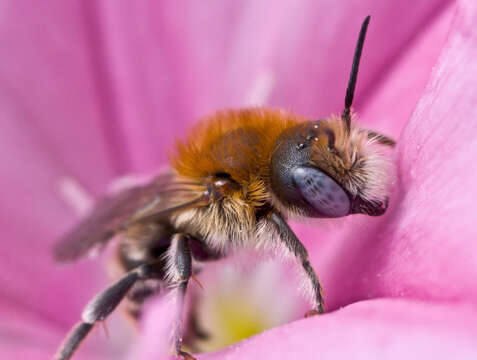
left=170, top=108, right=304, bottom=186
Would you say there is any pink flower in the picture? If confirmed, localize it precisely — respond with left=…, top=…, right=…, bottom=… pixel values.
left=2, top=0, right=477, bottom=359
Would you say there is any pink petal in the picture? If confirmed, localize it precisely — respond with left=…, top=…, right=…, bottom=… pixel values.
left=360, top=1, right=456, bottom=136
left=381, top=0, right=477, bottom=303
left=0, top=1, right=124, bottom=325
left=201, top=299, right=477, bottom=359
left=127, top=292, right=181, bottom=360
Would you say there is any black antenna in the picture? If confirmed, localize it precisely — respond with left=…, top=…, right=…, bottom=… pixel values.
left=342, top=15, right=370, bottom=132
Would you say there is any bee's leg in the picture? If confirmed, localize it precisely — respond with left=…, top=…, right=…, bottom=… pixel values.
left=53, top=262, right=161, bottom=360
left=165, top=233, right=196, bottom=360
left=366, top=130, right=396, bottom=147
left=265, top=211, right=325, bottom=315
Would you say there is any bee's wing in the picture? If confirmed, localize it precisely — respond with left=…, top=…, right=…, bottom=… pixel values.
left=53, top=173, right=206, bottom=262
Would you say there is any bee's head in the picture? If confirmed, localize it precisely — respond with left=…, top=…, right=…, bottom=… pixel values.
left=269, top=16, right=393, bottom=219
left=270, top=117, right=392, bottom=218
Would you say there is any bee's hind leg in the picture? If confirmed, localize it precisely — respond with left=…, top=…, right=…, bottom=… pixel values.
left=53, top=262, right=163, bottom=360
left=165, top=233, right=196, bottom=360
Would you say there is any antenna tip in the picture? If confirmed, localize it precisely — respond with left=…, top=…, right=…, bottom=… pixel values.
left=363, top=16, right=371, bottom=28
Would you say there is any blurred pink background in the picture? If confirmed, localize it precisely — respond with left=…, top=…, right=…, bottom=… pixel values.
left=3, top=0, right=477, bottom=359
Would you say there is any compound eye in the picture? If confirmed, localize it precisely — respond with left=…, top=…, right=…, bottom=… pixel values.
left=292, top=167, right=350, bottom=217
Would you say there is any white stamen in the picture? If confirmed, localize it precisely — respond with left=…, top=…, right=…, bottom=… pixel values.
left=87, top=246, right=103, bottom=259
left=59, top=177, right=93, bottom=215
left=245, top=69, right=275, bottom=106
left=108, top=174, right=145, bottom=193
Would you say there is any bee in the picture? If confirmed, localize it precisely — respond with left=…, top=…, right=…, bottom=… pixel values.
left=53, top=16, right=395, bottom=360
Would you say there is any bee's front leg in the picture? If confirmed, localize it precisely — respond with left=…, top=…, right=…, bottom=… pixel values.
left=265, top=212, right=325, bottom=315
left=165, top=234, right=196, bottom=360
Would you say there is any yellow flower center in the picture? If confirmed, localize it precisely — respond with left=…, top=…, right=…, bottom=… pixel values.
left=184, top=258, right=304, bottom=353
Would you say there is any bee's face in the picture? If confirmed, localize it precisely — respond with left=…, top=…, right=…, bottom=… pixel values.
left=270, top=117, right=390, bottom=218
